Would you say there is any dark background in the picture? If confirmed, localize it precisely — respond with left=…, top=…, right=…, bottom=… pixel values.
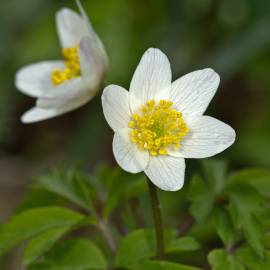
left=0, top=0, right=270, bottom=268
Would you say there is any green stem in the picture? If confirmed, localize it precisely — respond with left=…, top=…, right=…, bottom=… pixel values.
left=98, top=220, right=117, bottom=255
left=147, top=179, right=165, bottom=259
left=89, top=205, right=117, bottom=255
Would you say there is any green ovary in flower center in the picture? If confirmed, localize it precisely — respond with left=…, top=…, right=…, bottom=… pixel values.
left=129, top=99, right=189, bottom=156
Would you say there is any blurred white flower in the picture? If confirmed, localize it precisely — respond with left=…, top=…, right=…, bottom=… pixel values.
left=15, top=0, right=108, bottom=123
left=102, top=48, right=235, bottom=191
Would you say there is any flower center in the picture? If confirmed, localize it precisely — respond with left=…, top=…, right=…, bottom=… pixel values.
left=51, top=46, right=80, bottom=86
left=129, top=100, right=189, bottom=156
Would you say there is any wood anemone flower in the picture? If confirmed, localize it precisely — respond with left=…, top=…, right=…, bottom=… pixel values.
left=102, top=48, right=235, bottom=191
left=16, top=1, right=108, bottom=123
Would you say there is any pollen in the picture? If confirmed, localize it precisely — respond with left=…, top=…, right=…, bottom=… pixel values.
left=129, top=100, right=189, bottom=156
left=51, top=46, right=80, bottom=86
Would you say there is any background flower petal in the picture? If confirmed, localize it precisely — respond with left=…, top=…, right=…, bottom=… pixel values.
left=145, top=156, right=185, bottom=191
left=21, top=107, right=60, bottom=123
left=129, top=48, right=171, bottom=112
left=76, top=0, right=108, bottom=64
left=36, top=77, right=90, bottom=109
left=22, top=95, right=93, bottom=124
left=79, top=36, right=107, bottom=88
left=170, top=68, right=220, bottom=117
left=169, top=116, right=236, bottom=158
left=102, top=85, right=131, bottom=132
left=113, top=128, right=149, bottom=173
left=15, top=61, right=64, bottom=97
left=56, top=8, right=89, bottom=48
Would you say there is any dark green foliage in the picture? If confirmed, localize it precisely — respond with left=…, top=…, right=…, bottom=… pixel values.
left=37, top=167, right=95, bottom=212
left=208, top=249, right=244, bottom=270
left=132, top=260, right=202, bottom=270
left=188, top=161, right=270, bottom=269
left=22, top=227, right=71, bottom=267
left=100, top=166, right=147, bottom=219
left=188, top=175, right=215, bottom=223
left=116, top=229, right=176, bottom=267
left=236, top=247, right=270, bottom=270
left=227, top=184, right=264, bottom=258
left=213, top=207, right=237, bottom=247
left=27, top=239, right=107, bottom=270
left=116, top=229, right=200, bottom=268
left=0, top=207, right=85, bottom=256
left=0, top=163, right=270, bottom=269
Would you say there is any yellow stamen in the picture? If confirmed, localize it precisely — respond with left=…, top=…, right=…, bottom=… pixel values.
left=129, top=100, right=189, bottom=156
left=51, top=46, right=80, bottom=86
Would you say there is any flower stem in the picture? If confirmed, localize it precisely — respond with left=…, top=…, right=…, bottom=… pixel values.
left=98, top=220, right=117, bottom=255
left=147, top=179, right=165, bottom=259
left=90, top=206, right=117, bottom=255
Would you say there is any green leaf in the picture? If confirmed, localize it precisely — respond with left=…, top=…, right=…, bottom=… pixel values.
left=236, top=247, right=270, bottom=270
left=116, top=229, right=176, bottom=268
left=258, top=208, right=270, bottom=234
left=208, top=249, right=244, bottom=270
left=263, top=231, right=270, bottom=249
left=213, top=207, right=238, bottom=247
left=228, top=184, right=264, bottom=258
left=27, top=262, right=52, bottom=270
left=0, top=207, right=84, bottom=256
left=22, top=227, right=70, bottom=267
left=227, top=168, right=270, bottom=197
left=16, top=188, right=61, bottom=213
left=37, top=167, right=94, bottom=212
left=166, top=236, right=200, bottom=253
left=95, top=163, right=114, bottom=187
left=133, top=260, right=202, bottom=270
left=103, top=168, right=147, bottom=218
left=43, top=239, right=107, bottom=270
left=202, top=159, right=227, bottom=194
left=188, top=175, right=215, bottom=223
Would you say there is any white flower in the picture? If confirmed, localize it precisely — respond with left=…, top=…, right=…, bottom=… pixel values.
left=15, top=0, right=108, bottom=123
left=101, top=48, right=235, bottom=191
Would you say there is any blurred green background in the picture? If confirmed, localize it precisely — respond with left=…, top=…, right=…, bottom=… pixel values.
left=0, top=0, right=270, bottom=268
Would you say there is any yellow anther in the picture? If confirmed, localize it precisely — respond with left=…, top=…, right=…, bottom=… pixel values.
left=51, top=46, right=80, bottom=86
left=129, top=99, right=189, bottom=156
left=150, top=150, right=158, bottom=156
left=159, top=148, right=167, bottom=155
left=129, top=121, right=135, bottom=128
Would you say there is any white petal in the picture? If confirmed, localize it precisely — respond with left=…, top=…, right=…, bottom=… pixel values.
left=169, top=116, right=236, bottom=158
left=102, top=85, right=131, bottom=132
left=36, top=77, right=89, bottom=109
left=145, top=156, right=185, bottom=191
left=37, top=34, right=108, bottom=110
left=76, top=0, right=108, bottom=64
left=113, top=128, right=149, bottom=173
left=56, top=2, right=108, bottom=64
left=21, top=107, right=60, bottom=123
left=129, top=48, right=172, bottom=112
left=15, top=61, right=64, bottom=97
left=79, top=36, right=107, bottom=88
left=22, top=95, right=93, bottom=124
left=56, top=8, right=88, bottom=48
left=170, top=68, right=220, bottom=117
